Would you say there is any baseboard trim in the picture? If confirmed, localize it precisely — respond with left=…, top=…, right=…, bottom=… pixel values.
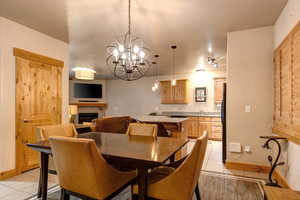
left=0, top=168, right=17, bottom=180
left=225, top=161, right=291, bottom=189
left=225, top=161, right=270, bottom=173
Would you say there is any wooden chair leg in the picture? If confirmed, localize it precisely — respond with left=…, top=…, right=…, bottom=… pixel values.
left=60, top=188, right=70, bottom=200
left=195, top=183, right=201, bottom=200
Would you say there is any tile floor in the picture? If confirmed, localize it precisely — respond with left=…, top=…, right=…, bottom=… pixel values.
left=0, top=140, right=268, bottom=200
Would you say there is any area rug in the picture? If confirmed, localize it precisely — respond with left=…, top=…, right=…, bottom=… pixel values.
left=26, top=171, right=264, bottom=200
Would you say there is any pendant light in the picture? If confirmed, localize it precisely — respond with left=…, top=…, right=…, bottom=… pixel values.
left=171, top=45, right=177, bottom=86
left=151, top=61, right=157, bottom=92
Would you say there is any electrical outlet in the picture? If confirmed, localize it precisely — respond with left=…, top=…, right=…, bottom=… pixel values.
left=244, top=145, right=251, bottom=153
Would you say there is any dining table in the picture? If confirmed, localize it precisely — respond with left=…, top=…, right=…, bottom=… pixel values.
left=27, top=132, right=189, bottom=200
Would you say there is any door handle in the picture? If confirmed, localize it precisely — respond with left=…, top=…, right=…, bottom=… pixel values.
left=23, top=119, right=32, bottom=123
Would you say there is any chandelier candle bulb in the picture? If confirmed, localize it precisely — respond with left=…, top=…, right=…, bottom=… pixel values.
left=119, top=45, right=125, bottom=52
left=133, top=46, right=139, bottom=53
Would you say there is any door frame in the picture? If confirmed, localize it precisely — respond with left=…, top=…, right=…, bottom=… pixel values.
left=14, top=48, right=64, bottom=174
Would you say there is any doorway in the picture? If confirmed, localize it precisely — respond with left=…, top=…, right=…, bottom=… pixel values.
left=15, top=48, right=63, bottom=173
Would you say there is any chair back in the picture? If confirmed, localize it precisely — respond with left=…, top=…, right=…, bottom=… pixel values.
left=36, top=123, right=77, bottom=141
left=126, top=123, right=158, bottom=137
left=148, top=131, right=208, bottom=200
left=94, top=116, right=136, bottom=133
left=49, top=136, right=135, bottom=199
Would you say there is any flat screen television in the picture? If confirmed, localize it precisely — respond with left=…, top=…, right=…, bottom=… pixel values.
left=70, top=80, right=106, bottom=103
left=74, top=83, right=102, bottom=98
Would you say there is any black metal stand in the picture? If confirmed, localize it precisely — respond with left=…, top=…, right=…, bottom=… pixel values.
left=260, top=136, right=287, bottom=187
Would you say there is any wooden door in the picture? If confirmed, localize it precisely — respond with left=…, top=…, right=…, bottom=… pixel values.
left=15, top=48, right=63, bottom=172
left=214, top=78, right=226, bottom=104
left=160, top=81, right=173, bottom=104
left=172, top=80, right=188, bottom=104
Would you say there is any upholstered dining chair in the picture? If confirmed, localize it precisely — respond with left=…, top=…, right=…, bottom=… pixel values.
left=49, top=136, right=136, bottom=200
left=126, top=123, right=158, bottom=137
left=132, top=132, right=208, bottom=200
left=36, top=123, right=78, bottom=173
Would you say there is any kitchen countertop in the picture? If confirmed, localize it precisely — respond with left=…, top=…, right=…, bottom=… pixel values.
left=133, top=115, right=188, bottom=123
left=149, top=111, right=221, bottom=118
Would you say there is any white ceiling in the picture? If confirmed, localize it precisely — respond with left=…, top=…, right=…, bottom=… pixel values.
left=0, top=0, right=287, bottom=79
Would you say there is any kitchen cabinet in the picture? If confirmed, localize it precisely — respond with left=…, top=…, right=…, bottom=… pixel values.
left=273, top=21, right=300, bottom=145
left=160, top=80, right=189, bottom=104
left=185, top=116, right=222, bottom=140
left=214, top=78, right=226, bottom=104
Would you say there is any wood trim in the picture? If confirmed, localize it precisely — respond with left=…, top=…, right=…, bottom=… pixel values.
left=70, top=102, right=107, bottom=108
left=225, top=161, right=291, bottom=189
left=225, top=161, right=269, bottom=173
left=0, top=169, right=17, bottom=180
left=13, top=48, right=64, bottom=67
left=272, top=126, right=300, bottom=145
left=274, top=170, right=290, bottom=189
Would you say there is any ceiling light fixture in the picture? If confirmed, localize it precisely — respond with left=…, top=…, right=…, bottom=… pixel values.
left=151, top=54, right=160, bottom=92
left=171, top=45, right=177, bottom=86
left=72, top=67, right=96, bottom=80
left=208, top=57, right=219, bottom=68
left=106, top=0, right=152, bottom=81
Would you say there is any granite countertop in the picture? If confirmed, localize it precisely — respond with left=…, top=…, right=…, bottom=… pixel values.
left=133, top=115, right=188, bottom=123
left=149, top=111, right=221, bottom=118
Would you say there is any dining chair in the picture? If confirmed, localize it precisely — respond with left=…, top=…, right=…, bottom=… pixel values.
left=126, top=123, right=158, bottom=137
left=132, top=132, right=208, bottom=200
left=49, top=136, right=136, bottom=200
left=35, top=123, right=78, bottom=173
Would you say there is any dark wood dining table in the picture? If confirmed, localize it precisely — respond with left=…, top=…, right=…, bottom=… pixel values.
left=27, top=132, right=189, bottom=200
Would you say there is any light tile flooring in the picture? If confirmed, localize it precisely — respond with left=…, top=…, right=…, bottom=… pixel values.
left=0, top=140, right=268, bottom=200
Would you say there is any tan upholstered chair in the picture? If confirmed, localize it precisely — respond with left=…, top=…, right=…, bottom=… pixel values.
left=132, top=132, right=208, bottom=200
left=49, top=136, right=136, bottom=200
left=36, top=123, right=78, bottom=172
left=126, top=123, right=158, bottom=137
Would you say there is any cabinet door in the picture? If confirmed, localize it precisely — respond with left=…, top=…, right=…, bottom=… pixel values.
left=214, top=78, right=226, bottom=104
left=160, top=81, right=172, bottom=104
left=173, top=80, right=188, bottom=104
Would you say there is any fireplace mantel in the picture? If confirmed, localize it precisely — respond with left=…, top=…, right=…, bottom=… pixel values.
left=70, top=102, right=107, bottom=108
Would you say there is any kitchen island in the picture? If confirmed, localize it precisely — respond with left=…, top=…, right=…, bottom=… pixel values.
left=147, top=111, right=223, bottom=140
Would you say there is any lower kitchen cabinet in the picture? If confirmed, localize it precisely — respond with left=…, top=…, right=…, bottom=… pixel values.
left=185, top=116, right=222, bottom=140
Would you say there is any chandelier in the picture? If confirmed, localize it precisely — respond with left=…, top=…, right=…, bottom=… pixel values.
left=106, top=0, right=152, bottom=81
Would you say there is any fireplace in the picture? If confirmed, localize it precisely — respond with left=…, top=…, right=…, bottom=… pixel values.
left=78, top=113, right=99, bottom=124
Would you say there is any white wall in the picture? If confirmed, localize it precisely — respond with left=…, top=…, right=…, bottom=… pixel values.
left=106, top=70, right=226, bottom=116
left=0, top=17, right=69, bottom=173
left=227, top=26, right=274, bottom=165
left=273, top=0, right=300, bottom=190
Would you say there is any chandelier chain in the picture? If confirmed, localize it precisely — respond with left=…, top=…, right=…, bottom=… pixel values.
left=128, top=0, right=131, bottom=35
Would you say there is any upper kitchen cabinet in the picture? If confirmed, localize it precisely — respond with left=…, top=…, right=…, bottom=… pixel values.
left=214, top=77, right=226, bottom=104
left=160, top=79, right=189, bottom=104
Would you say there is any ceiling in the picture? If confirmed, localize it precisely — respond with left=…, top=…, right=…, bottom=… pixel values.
left=0, top=0, right=287, bottom=79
